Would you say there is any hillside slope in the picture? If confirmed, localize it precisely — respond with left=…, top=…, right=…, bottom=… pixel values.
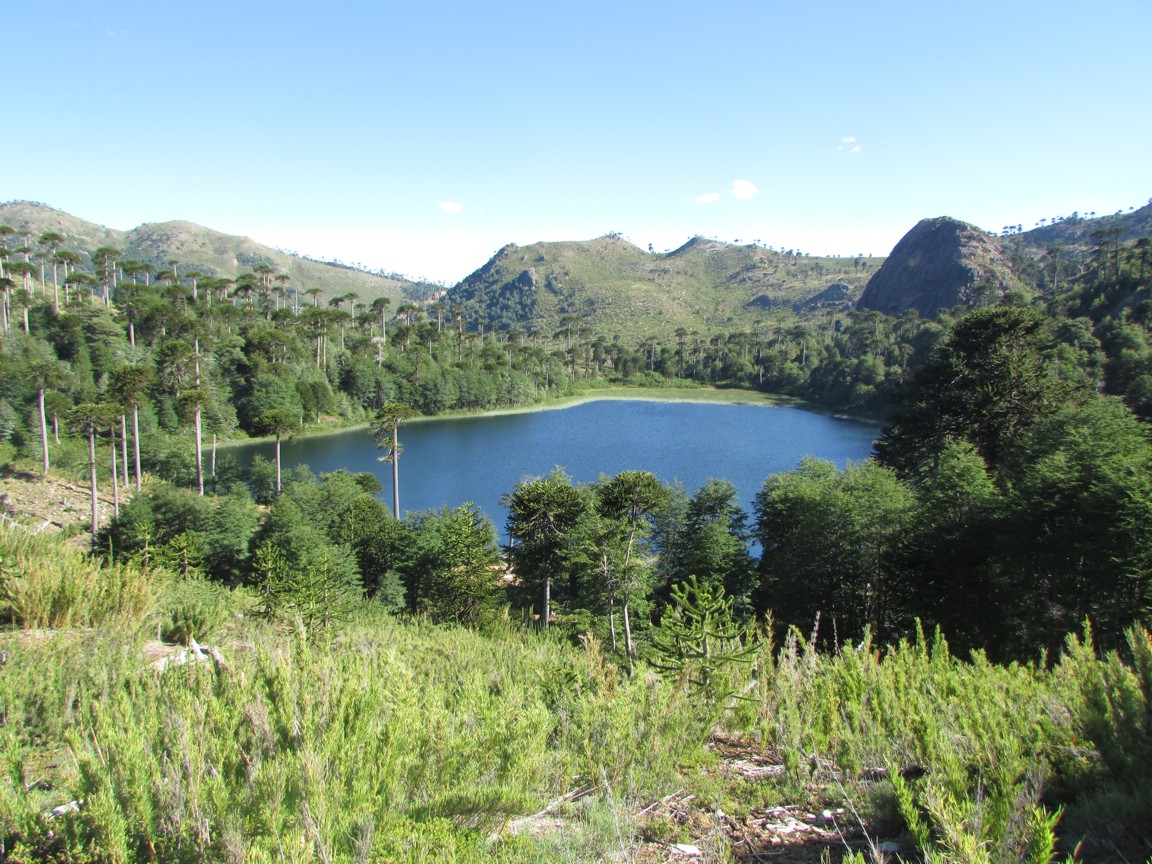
left=1016, top=201, right=1152, bottom=251
left=858, top=203, right=1152, bottom=318
left=447, top=234, right=883, bottom=336
left=0, top=201, right=425, bottom=305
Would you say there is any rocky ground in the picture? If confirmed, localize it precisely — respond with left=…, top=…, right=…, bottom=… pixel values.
left=633, top=738, right=875, bottom=862
left=507, top=735, right=879, bottom=863
left=0, top=467, right=119, bottom=540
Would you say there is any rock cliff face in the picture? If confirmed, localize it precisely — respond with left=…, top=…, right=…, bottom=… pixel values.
left=858, top=217, right=1019, bottom=316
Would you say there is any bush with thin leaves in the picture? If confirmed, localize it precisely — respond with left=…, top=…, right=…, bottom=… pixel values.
left=0, top=528, right=155, bottom=629
left=156, top=573, right=236, bottom=645
left=0, top=612, right=713, bottom=863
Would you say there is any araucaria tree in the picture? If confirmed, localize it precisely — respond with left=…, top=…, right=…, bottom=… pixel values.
left=27, top=355, right=68, bottom=479
left=503, top=469, right=586, bottom=628
left=755, top=457, right=916, bottom=645
left=874, top=306, right=1067, bottom=474
left=398, top=503, right=502, bottom=624
left=109, top=364, right=153, bottom=491
left=597, top=470, right=666, bottom=663
left=255, top=408, right=298, bottom=497
left=69, top=401, right=113, bottom=542
left=372, top=401, right=418, bottom=519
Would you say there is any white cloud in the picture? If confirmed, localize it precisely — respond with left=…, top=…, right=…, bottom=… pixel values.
left=694, top=192, right=722, bottom=204
left=730, top=179, right=759, bottom=200
left=838, top=136, right=862, bottom=153
left=438, top=201, right=464, bottom=214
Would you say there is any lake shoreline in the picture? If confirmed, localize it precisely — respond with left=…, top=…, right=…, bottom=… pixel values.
left=228, top=397, right=882, bottom=523
left=218, top=386, right=883, bottom=449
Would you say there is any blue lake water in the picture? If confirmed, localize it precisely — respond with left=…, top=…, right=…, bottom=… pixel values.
left=233, top=399, right=880, bottom=530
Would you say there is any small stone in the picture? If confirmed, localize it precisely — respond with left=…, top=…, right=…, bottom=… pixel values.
left=880, top=840, right=902, bottom=854
left=49, top=800, right=81, bottom=818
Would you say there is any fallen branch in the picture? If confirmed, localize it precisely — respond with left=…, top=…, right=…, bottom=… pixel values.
left=637, top=788, right=685, bottom=817
left=526, top=783, right=595, bottom=819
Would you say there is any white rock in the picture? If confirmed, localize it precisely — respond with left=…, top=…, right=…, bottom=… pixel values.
left=49, top=800, right=81, bottom=817
left=819, top=807, right=846, bottom=824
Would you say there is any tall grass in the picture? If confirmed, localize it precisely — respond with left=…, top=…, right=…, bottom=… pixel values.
left=0, top=611, right=712, bottom=863
left=732, top=623, right=1152, bottom=860
left=1, top=534, right=1150, bottom=861
left=0, top=528, right=155, bottom=630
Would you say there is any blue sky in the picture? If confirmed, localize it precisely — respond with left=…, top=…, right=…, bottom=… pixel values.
left=7, top=0, right=1150, bottom=284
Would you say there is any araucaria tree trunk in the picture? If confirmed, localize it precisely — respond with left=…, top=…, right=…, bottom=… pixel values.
left=87, top=427, right=98, bottom=542
left=38, top=387, right=49, bottom=479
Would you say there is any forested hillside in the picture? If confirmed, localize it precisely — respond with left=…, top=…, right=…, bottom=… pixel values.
left=0, top=201, right=436, bottom=308
left=448, top=233, right=883, bottom=336
left=1, top=201, right=1151, bottom=861
left=2, top=203, right=1151, bottom=634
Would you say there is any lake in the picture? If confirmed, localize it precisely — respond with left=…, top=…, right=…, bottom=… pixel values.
left=233, top=398, right=880, bottom=531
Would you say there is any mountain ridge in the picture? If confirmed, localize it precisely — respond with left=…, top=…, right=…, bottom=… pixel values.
left=447, top=233, right=883, bottom=336
left=5, top=198, right=1149, bottom=332
left=0, top=201, right=428, bottom=306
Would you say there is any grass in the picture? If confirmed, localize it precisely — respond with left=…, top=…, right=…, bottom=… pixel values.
left=0, top=613, right=712, bottom=862
left=424, top=385, right=816, bottom=422
left=0, top=530, right=156, bottom=630
left=0, top=529, right=1149, bottom=862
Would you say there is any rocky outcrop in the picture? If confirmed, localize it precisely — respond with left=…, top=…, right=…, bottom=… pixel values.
left=858, top=217, right=1020, bottom=317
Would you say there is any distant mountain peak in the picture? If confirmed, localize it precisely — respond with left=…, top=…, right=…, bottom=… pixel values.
left=857, top=217, right=1020, bottom=316
left=670, top=236, right=725, bottom=255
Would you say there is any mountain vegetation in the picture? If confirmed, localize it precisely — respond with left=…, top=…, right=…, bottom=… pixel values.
left=0, top=201, right=439, bottom=309
left=448, top=233, right=883, bottom=337
left=1, top=197, right=1151, bottom=861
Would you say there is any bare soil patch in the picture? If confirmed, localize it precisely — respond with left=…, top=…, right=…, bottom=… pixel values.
left=0, top=468, right=118, bottom=538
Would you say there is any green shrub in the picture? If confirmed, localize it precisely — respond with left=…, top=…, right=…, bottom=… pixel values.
left=4, top=524, right=1152, bottom=862
left=0, top=528, right=155, bottom=629
left=156, top=574, right=235, bottom=644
